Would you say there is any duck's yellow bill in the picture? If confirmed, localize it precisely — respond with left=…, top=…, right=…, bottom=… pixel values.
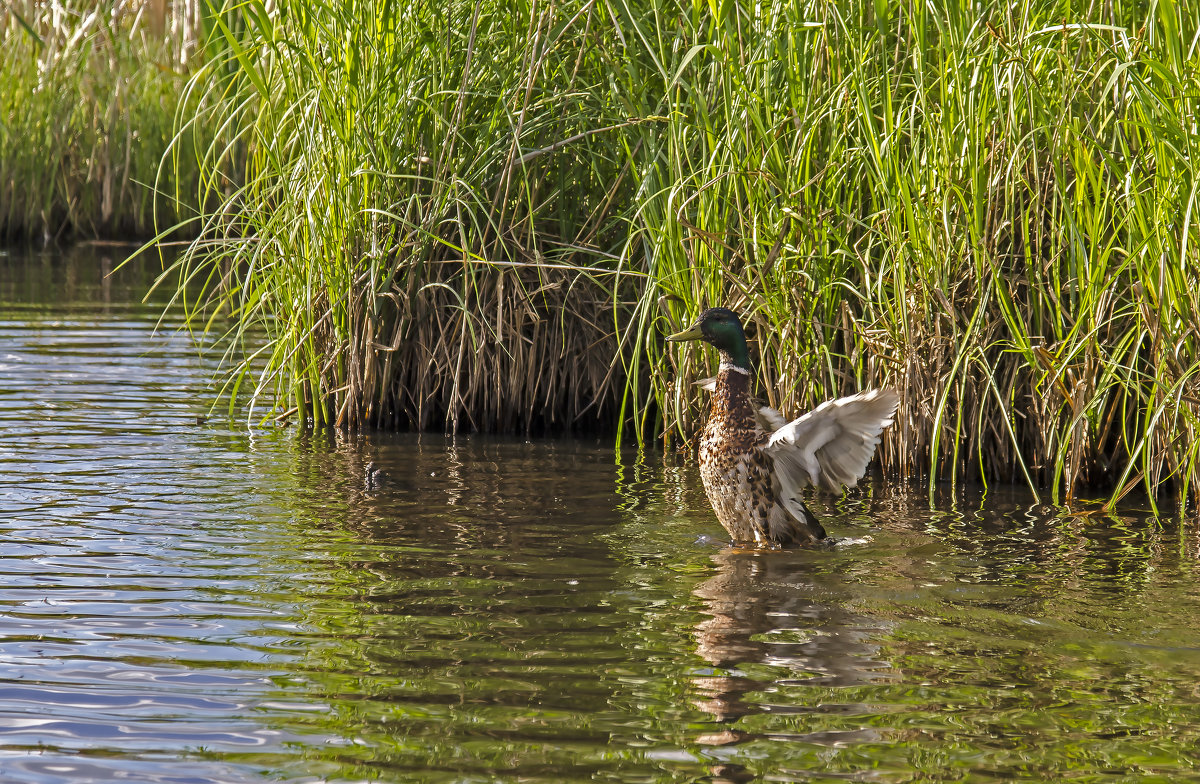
left=666, top=324, right=703, bottom=342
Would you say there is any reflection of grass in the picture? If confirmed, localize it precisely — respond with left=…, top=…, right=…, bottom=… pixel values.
left=614, top=460, right=1200, bottom=782
left=146, top=0, right=1199, bottom=505
left=115, top=435, right=1200, bottom=782
left=266, top=437, right=719, bottom=781
left=0, top=2, right=208, bottom=241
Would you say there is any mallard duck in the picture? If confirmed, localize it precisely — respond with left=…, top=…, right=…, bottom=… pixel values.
left=667, top=308, right=899, bottom=547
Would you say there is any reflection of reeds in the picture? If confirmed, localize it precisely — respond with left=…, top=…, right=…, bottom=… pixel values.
left=0, top=1, right=208, bottom=241
left=149, top=0, right=1197, bottom=504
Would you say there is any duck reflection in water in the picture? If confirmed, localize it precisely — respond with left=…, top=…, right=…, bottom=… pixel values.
left=689, top=546, right=893, bottom=760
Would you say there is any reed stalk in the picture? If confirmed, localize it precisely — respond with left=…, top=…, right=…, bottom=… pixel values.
left=158, top=0, right=639, bottom=433
left=617, top=0, right=1200, bottom=509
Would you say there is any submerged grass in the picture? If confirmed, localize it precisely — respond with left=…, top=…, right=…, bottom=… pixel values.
left=0, top=1, right=207, bottom=241
left=151, top=0, right=1199, bottom=507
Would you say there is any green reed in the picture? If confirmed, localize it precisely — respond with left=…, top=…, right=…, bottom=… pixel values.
left=617, top=0, right=1200, bottom=508
left=0, top=2, right=208, bottom=241
left=157, top=0, right=1198, bottom=507
left=159, top=0, right=639, bottom=432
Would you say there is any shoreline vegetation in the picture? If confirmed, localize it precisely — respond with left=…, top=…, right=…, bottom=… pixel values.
left=3, top=1, right=1198, bottom=509
left=0, top=1, right=210, bottom=242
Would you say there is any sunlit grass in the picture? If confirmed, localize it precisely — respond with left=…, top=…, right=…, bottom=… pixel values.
left=157, top=0, right=642, bottom=432
left=0, top=1, right=208, bottom=241
left=618, top=0, right=1200, bottom=509
left=154, top=0, right=1199, bottom=508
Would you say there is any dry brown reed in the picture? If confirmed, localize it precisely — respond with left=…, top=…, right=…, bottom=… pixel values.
left=328, top=257, right=624, bottom=434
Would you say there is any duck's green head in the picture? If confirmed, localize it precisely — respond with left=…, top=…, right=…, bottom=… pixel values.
left=666, top=307, right=751, bottom=370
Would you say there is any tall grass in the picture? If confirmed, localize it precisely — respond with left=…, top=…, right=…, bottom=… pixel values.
left=0, top=1, right=207, bottom=241
left=618, top=0, right=1200, bottom=507
left=162, top=0, right=1199, bottom=506
left=162, top=0, right=642, bottom=431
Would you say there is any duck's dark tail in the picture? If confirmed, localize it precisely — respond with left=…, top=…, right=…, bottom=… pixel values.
left=769, top=494, right=827, bottom=545
left=797, top=498, right=827, bottom=541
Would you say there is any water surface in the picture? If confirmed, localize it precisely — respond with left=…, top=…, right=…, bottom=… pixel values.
left=3, top=247, right=1200, bottom=782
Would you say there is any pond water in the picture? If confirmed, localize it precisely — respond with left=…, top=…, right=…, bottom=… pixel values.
left=3, top=247, right=1200, bottom=783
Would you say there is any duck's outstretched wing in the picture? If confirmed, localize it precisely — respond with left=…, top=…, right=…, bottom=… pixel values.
left=764, top=389, right=899, bottom=494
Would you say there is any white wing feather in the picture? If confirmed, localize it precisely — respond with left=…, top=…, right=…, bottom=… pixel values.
left=693, top=379, right=898, bottom=538
left=764, top=389, right=899, bottom=493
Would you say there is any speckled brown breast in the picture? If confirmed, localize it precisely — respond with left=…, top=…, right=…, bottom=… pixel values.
left=697, top=368, right=779, bottom=545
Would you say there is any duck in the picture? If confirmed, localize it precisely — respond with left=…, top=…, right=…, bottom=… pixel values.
left=667, top=307, right=899, bottom=547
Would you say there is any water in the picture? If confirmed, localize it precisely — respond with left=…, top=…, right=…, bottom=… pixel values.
left=3, top=247, right=1200, bottom=783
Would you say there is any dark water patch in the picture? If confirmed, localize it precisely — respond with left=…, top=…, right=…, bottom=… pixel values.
left=3, top=249, right=1200, bottom=782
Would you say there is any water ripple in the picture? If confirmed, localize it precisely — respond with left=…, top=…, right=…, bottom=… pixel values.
left=5, top=251, right=1200, bottom=783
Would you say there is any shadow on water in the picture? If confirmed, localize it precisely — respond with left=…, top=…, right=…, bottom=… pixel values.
left=5, top=248, right=1200, bottom=783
